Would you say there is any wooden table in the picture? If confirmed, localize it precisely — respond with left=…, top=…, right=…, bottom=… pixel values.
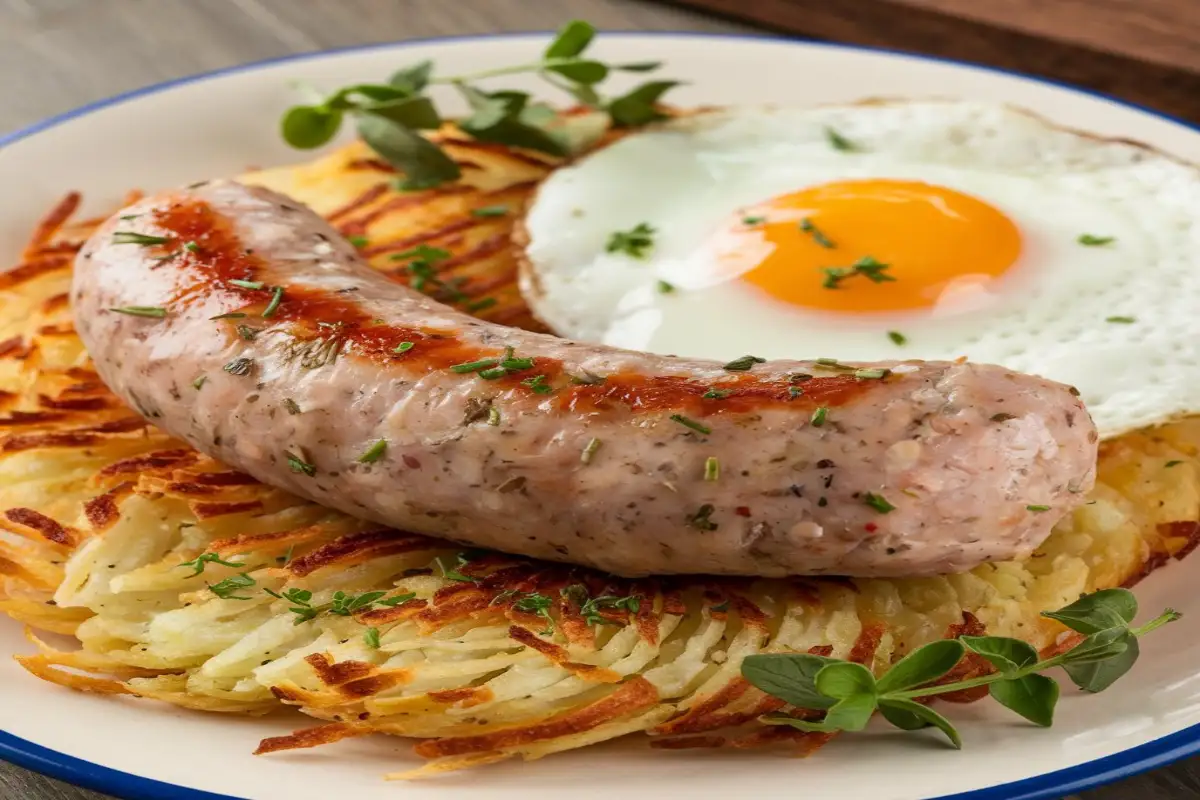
left=0, top=1, right=1196, bottom=799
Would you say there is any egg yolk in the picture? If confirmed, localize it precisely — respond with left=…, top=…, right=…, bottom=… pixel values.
left=723, top=180, right=1022, bottom=313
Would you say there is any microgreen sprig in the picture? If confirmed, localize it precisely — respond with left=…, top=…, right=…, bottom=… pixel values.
left=279, top=20, right=680, bottom=188
left=740, top=588, right=1178, bottom=749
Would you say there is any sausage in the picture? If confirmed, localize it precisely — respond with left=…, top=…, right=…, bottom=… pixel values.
left=71, top=180, right=1098, bottom=578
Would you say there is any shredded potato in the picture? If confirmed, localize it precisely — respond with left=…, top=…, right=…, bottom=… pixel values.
left=2, top=126, right=1198, bottom=778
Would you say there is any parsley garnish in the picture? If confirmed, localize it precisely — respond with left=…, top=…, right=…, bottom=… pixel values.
left=208, top=573, right=255, bottom=600
left=285, top=451, right=316, bottom=476
left=394, top=341, right=414, bottom=354
left=742, top=215, right=766, bottom=226
left=522, top=375, right=553, bottom=394
left=179, top=552, right=245, bottom=577
left=575, top=592, right=641, bottom=626
left=670, top=414, right=711, bottom=435
left=703, top=387, right=733, bottom=399
left=364, top=627, right=382, bottom=648
left=822, top=256, right=894, bottom=289
left=704, top=456, right=720, bottom=482
left=1078, top=234, right=1115, bottom=246
left=581, top=437, right=602, bottom=464
left=811, top=407, right=828, bottom=427
left=606, top=222, right=656, bottom=259
left=110, top=306, right=167, bottom=318
left=512, top=592, right=556, bottom=634
left=799, top=217, right=835, bottom=248
left=689, top=504, right=718, bottom=531
left=724, top=354, right=766, bottom=372
left=887, top=330, right=907, bottom=346
left=358, top=439, right=388, bottom=463
left=112, top=231, right=171, bottom=246
left=864, top=492, right=896, bottom=513
left=825, top=126, right=858, bottom=152
left=436, top=552, right=479, bottom=583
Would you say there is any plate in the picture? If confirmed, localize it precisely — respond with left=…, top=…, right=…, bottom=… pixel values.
left=3, top=31, right=1200, bottom=800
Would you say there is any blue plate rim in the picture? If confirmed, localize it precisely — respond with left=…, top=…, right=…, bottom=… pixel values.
left=2, top=28, right=1198, bottom=800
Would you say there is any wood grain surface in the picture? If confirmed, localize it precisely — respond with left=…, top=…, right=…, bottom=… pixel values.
left=662, top=0, right=1200, bottom=123
left=0, top=1, right=1197, bottom=799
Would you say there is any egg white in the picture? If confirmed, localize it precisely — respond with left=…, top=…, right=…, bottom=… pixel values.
left=519, top=101, right=1200, bottom=440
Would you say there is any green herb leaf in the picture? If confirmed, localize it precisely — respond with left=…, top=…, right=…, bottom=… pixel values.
left=703, top=387, right=732, bottom=399
left=1026, top=504, right=1051, bottom=512
left=522, top=374, right=553, bottom=394
left=741, top=653, right=839, bottom=711
left=825, top=126, right=858, bottom=152
left=179, top=552, right=245, bottom=577
left=863, top=492, right=896, bottom=513
left=960, top=635, right=1039, bottom=674
left=208, top=573, right=255, bottom=600
left=1106, top=316, right=1136, bottom=324
left=450, top=358, right=501, bottom=374
left=364, top=627, right=382, bottom=648
left=110, top=306, right=167, bottom=318
left=376, top=592, right=417, bottom=607
left=363, top=95, right=441, bottom=129
left=1063, top=630, right=1139, bottom=693
left=723, top=355, right=766, bottom=371
left=285, top=451, right=316, bottom=477
left=877, top=698, right=962, bottom=749
left=547, top=59, right=609, bottom=84
left=688, top=504, right=718, bottom=531
left=888, top=330, right=907, bottom=346
left=281, top=105, right=343, bottom=149
left=605, top=222, right=656, bottom=258
left=811, top=407, right=828, bottom=427
left=875, top=639, right=964, bottom=694
left=357, top=113, right=461, bottom=187
left=545, top=19, right=596, bottom=59
left=799, top=217, right=836, bottom=248
left=112, top=231, right=172, bottom=246
left=822, top=694, right=878, bottom=732
left=235, top=324, right=258, bottom=341
left=608, top=81, right=680, bottom=127
left=656, top=279, right=676, bottom=294
left=989, top=674, right=1059, bottom=726
left=1042, top=588, right=1138, bottom=634
left=358, top=439, right=387, bottom=463
left=815, top=661, right=877, bottom=700
left=1078, top=234, right=1115, bottom=247
left=394, top=341, right=414, bottom=354
left=389, top=60, right=433, bottom=94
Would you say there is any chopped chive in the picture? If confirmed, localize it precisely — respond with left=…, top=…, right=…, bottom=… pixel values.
left=112, top=231, right=171, bottom=246
left=887, top=330, right=907, bottom=346
left=285, top=451, right=316, bottom=476
left=811, top=407, right=828, bottom=427
left=394, top=341, right=414, bottom=354
left=358, top=439, right=387, bottom=464
left=192, top=375, right=207, bottom=390
left=670, top=414, right=711, bottom=435
left=487, top=406, right=501, bottom=426
left=825, top=126, right=858, bottom=152
left=1106, top=315, right=1136, bottom=324
left=183, top=241, right=200, bottom=253
left=854, top=368, right=890, bottom=380
left=471, top=205, right=509, bottom=217
left=348, top=235, right=369, bottom=248
left=109, top=306, right=167, bottom=318
left=656, top=279, right=676, bottom=294
left=450, top=358, right=500, bottom=374
left=605, top=222, right=656, bottom=259
left=581, top=437, right=602, bottom=464
left=1166, top=460, right=1183, bottom=468
left=741, top=215, right=766, bottom=225
left=799, top=217, right=835, bottom=248
left=1078, top=234, right=1114, bottom=246
left=262, top=286, right=284, bottom=318
left=466, top=297, right=497, bottom=312
left=1026, top=504, right=1051, bottom=512
left=522, top=375, right=553, bottom=394
left=119, top=214, right=140, bottom=221
left=363, top=627, right=381, bottom=648
left=283, top=398, right=301, bottom=415
left=499, top=348, right=535, bottom=371
left=863, top=492, right=895, bottom=513
left=703, top=387, right=732, bottom=400
left=704, top=456, right=719, bottom=482
left=723, top=355, right=766, bottom=371
left=210, top=312, right=247, bottom=320
left=478, top=367, right=509, bottom=380
left=229, top=279, right=264, bottom=290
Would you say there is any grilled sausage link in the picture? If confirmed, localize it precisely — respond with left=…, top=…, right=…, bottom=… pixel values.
left=71, top=180, right=1098, bottom=577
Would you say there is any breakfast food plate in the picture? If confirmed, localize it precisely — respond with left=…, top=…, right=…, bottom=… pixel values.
left=3, top=28, right=1200, bottom=800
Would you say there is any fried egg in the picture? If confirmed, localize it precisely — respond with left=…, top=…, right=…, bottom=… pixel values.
left=518, top=101, right=1200, bottom=440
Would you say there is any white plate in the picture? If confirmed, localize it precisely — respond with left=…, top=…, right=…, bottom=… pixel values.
left=3, top=31, right=1200, bottom=800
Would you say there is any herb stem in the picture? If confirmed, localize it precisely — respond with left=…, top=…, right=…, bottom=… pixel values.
left=428, top=57, right=597, bottom=86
